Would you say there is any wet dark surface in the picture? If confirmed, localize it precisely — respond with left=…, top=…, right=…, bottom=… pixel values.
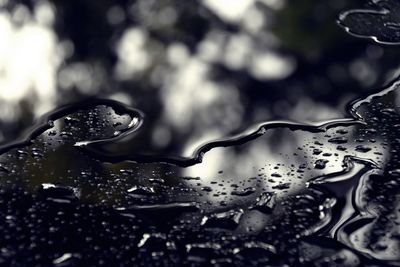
left=2, top=71, right=400, bottom=267
left=1, top=0, right=400, bottom=266
left=338, top=0, right=400, bottom=44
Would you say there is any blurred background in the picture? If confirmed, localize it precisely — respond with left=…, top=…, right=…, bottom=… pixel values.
left=0, top=0, right=399, bottom=158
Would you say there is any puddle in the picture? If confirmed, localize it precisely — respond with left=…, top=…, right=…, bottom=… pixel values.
left=0, top=76, right=399, bottom=265
left=1, top=0, right=400, bottom=266
left=338, top=0, right=400, bottom=44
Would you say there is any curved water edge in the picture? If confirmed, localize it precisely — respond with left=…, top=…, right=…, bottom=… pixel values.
left=0, top=77, right=398, bottom=266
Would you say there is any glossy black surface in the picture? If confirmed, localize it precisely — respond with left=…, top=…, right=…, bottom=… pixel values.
left=0, top=0, right=400, bottom=266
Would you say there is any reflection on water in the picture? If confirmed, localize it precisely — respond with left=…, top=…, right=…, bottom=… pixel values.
left=1, top=0, right=400, bottom=266
left=0, top=0, right=399, bottom=155
left=338, top=0, right=400, bottom=45
left=0, top=76, right=399, bottom=265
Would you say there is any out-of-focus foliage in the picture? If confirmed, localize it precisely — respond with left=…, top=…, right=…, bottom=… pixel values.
left=0, top=0, right=399, bottom=158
